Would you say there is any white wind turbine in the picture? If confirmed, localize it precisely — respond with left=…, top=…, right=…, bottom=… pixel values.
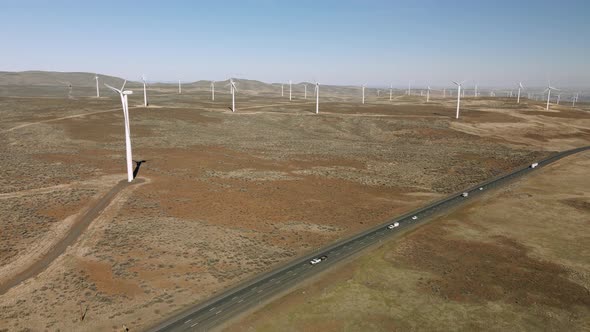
left=407, top=81, right=411, bottom=95
left=58, top=80, right=73, bottom=99
left=141, top=75, right=149, bottom=107
left=474, top=84, right=478, bottom=97
left=289, top=80, right=292, bottom=101
left=314, top=82, right=320, bottom=114
left=211, top=81, right=215, bottom=101
left=556, top=94, right=561, bottom=105
left=544, top=83, right=559, bottom=110
left=105, top=80, right=134, bottom=182
left=389, top=84, right=393, bottom=101
left=228, top=78, right=238, bottom=112
left=452, top=80, right=465, bottom=119
left=303, top=84, right=307, bottom=99
left=517, top=82, right=524, bottom=103
left=281, top=83, right=284, bottom=97
left=426, top=86, right=431, bottom=102
left=362, top=84, right=366, bottom=104
left=94, top=74, right=100, bottom=98
left=443, top=88, right=446, bottom=98
left=178, top=80, right=182, bottom=94
left=572, top=93, right=579, bottom=107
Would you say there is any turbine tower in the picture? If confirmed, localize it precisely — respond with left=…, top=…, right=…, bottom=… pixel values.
left=426, top=86, right=431, bottom=103
left=141, top=75, right=149, bottom=107
left=517, top=82, right=523, bottom=103
left=389, top=84, right=393, bottom=102
left=178, top=80, right=181, bottom=94
left=281, top=83, right=284, bottom=97
left=289, top=80, right=292, bottom=101
left=303, top=84, right=307, bottom=99
left=95, top=74, right=100, bottom=98
left=407, top=81, right=411, bottom=95
left=315, top=82, right=320, bottom=114
left=556, top=94, right=561, bottom=105
left=104, top=80, right=134, bottom=182
left=211, top=81, right=215, bottom=101
left=362, top=84, right=366, bottom=104
left=58, top=81, right=73, bottom=99
left=544, top=83, right=559, bottom=110
left=452, top=81, right=465, bottom=119
left=474, top=84, right=478, bottom=97
left=229, top=78, right=238, bottom=112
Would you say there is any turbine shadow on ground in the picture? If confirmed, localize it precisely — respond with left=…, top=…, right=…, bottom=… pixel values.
left=133, top=160, right=147, bottom=179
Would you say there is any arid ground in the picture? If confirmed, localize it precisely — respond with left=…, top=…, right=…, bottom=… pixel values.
left=0, top=77, right=589, bottom=331
left=224, top=150, right=590, bottom=332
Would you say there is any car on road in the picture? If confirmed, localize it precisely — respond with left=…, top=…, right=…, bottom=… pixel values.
left=479, top=187, right=484, bottom=190
left=310, top=255, right=328, bottom=265
left=530, top=162, right=539, bottom=168
left=461, top=192, right=469, bottom=197
left=309, top=258, right=322, bottom=265
left=387, top=222, right=400, bottom=229
left=412, top=215, right=418, bottom=220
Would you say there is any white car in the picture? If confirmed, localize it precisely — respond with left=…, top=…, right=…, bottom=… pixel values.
left=411, top=216, right=418, bottom=220
left=530, top=162, right=539, bottom=169
left=387, top=222, right=400, bottom=229
left=309, top=258, right=322, bottom=265
left=461, top=192, right=469, bottom=197
left=479, top=187, right=484, bottom=191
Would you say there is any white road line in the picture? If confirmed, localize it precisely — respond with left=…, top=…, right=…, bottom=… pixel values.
left=257, top=289, right=262, bottom=293
left=208, top=307, right=215, bottom=312
left=232, top=296, right=237, bottom=300
left=275, top=280, right=281, bottom=284
left=184, top=319, right=192, bottom=324
left=191, top=322, right=199, bottom=327
left=216, top=310, right=222, bottom=315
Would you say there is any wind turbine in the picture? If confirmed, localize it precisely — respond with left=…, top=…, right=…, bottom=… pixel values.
left=94, top=74, right=100, bottom=98
left=178, top=80, right=181, bottom=94
left=517, top=82, right=523, bottom=103
left=211, top=81, right=215, bottom=101
left=573, top=93, right=579, bottom=107
left=303, top=84, right=307, bottom=99
left=443, top=88, right=446, bottom=98
left=229, top=78, right=238, bottom=112
left=104, top=80, right=134, bottom=182
left=141, top=75, right=149, bottom=107
left=289, top=80, right=292, bottom=101
left=314, top=82, right=320, bottom=114
left=389, top=84, right=393, bottom=101
left=407, top=81, right=411, bottom=95
left=281, top=83, right=284, bottom=97
left=544, top=83, right=559, bottom=110
left=452, top=81, right=465, bottom=119
left=556, top=94, right=561, bottom=105
left=474, top=84, right=478, bottom=97
left=362, top=84, right=366, bottom=104
left=426, top=86, right=431, bottom=102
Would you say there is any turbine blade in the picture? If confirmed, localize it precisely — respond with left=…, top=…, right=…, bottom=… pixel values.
left=104, top=84, right=121, bottom=94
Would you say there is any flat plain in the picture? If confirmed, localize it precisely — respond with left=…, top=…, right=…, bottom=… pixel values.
left=0, top=77, right=589, bottom=331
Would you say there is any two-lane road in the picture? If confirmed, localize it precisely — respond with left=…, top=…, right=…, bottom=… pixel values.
left=149, top=146, right=590, bottom=332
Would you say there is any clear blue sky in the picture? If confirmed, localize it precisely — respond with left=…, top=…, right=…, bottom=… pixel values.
left=1, top=0, right=589, bottom=88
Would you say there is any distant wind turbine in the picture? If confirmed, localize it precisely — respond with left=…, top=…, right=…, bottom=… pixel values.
left=281, top=83, right=284, bottom=97
left=544, top=83, right=559, bottom=110
left=362, top=84, right=366, bottom=104
left=426, top=86, right=431, bottom=103
left=407, top=81, right=411, bottom=96
left=389, top=84, right=393, bottom=101
left=315, top=82, right=320, bottom=114
left=289, top=80, right=292, bottom=101
left=178, top=80, right=181, bottom=94
left=105, top=80, right=134, bottom=182
left=229, top=78, right=238, bottom=112
left=572, top=93, right=579, bottom=107
left=94, top=74, right=100, bottom=98
left=452, top=81, right=465, bottom=119
left=443, top=88, right=446, bottom=98
left=211, top=81, right=215, bottom=101
left=141, top=75, right=149, bottom=107
left=474, top=84, right=478, bottom=97
left=58, top=80, right=73, bottom=99
left=556, top=94, right=561, bottom=105
left=303, top=84, right=307, bottom=99
left=517, top=82, right=523, bottom=103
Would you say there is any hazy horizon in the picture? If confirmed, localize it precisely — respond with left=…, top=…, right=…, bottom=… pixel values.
left=1, top=0, right=589, bottom=89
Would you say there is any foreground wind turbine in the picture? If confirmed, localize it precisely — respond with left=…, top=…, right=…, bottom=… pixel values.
left=94, top=74, right=100, bottom=98
left=105, top=80, right=134, bottom=182
left=362, top=84, right=366, bottom=104
left=314, top=82, right=320, bottom=114
left=229, top=78, right=238, bottom=112
left=211, top=81, right=215, bottom=101
left=452, top=81, right=465, bottom=119
left=544, top=83, right=559, bottom=110
left=517, top=82, right=523, bottom=103
left=141, top=75, right=149, bottom=107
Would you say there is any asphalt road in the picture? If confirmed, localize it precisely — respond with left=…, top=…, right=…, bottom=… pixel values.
left=148, top=146, right=590, bottom=332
